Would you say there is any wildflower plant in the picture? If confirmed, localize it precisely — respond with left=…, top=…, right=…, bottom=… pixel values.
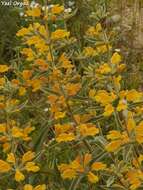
left=0, top=0, right=143, bottom=190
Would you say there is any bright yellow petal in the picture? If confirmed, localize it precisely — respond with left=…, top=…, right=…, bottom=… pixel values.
left=87, top=172, right=99, bottom=184
left=7, top=153, right=15, bottom=164
left=15, top=170, right=25, bottom=182
left=0, top=160, right=11, bottom=173
left=24, top=184, right=33, bottom=190
left=91, top=162, right=107, bottom=171
left=111, top=52, right=121, bottom=64
left=25, top=162, right=40, bottom=172
left=105, top=140, right=122, bottom=152
left=56, top=133, right=75, bottom=142
left=34, top=184, right=46, bottom=190
left=0, top=65, right=9, bottom=73
left=22, top=151, right=35, bottom=163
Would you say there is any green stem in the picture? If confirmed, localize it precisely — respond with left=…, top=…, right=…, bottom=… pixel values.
left=69, top=175, right=83, bottom=190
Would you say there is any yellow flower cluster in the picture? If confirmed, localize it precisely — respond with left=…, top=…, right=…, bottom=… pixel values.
left=0, top=151, right=39, bottom=182
left=0, top=1, right=143, bottom=190
left=55, top=122, right=99, bottom=142
left=58, top=153, right=106, bottom=183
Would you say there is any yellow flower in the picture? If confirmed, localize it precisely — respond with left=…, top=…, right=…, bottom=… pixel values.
left=117, top=64, right=126, bottom=72
left=79, top=123, right=99, bottom=137
left=51, top=4, right=64, bottom=14
left=96, top=63, right=111, bottom=74
left=0, top=160, right=11, bottom=173
left=51, top=29, right=70, bottom=40
left=35, top=41, right=48, bottom=52
left=56, top=133, right=75, bottom=142
left=96, top=23, right=102, bottom=33
left=7, top=153, right=15, bottom=164
left=22, top=70, right=32, bottom=80
left=0, top=123, right=6, bottom=133
left=126, top=89, right=142, bottom=102
left=22, top=126, right=35, bottom=141
left=107, top=131, right=130, bottom=152
left=70, top=159, right=84, bottom=172
left=65, top=83, right=81, bottom=96
left=26, top=7, right=41, bottom=17
left=59, top=154, right=94, bottom=180
left=34, top=185, right=46, bottom=190
left=35, top=59, right=49, bottom=71
left=16, top=27, right=30, bottom=37
left=130, top=182, right=141, bottom=190
left=127, top=117, right=136, bottom=133
left=24, top=184, right=46, bottom=190
left=111, top=52, right=122, bottom=64
left=0, top=65, right=9, bottom=73
left=12, top=127, right=23, bottom=138
left=91, top=162, right=107, bottom=171
left=107, top=130, right=122, bottom=140
left=86, top=26, right=96, bottom=36
left=107, top=131, right=129, bottom=151
left=23, top=126, right=35, bottom=135
left=47, top=52, right=52, bottom=62
left=54, top=111, right=66, bottom=120
left=126, top=170, right=142, bottom=190
left=38, top=25, right=48, bottom=37
left=24, top=184, right=33, bottom=190
left=26, top=36, right=41, bottom=46
left=86, top=23, right=102, bottom=36
left=87, top=172, right=99, bottom=184
left=95, top=90, right=116, bottom=106
left=61, top=168, right=77, bottom=179
left=25, top=162, right=40, bottom=172
left=54, top=123, right=72, bottom=135
left=19, top=87, right=26, bottom=96
left=89, top=89, right=96, bottom=99
left=83, top=47, right=97, bottom=57
left=83, top=153, right=92, bottom=167
left=3, top=142, right=11, bottom=152
left=15, top=169, right=25, bottom=182
left=32, top=22, right=41, bottom=30
left=30, top=79, right=42, bottom=92
left=105, top=140, right=122, bottom=152
left=113, top=75, right=121, bottom=90
left=103, top=104, right=114, bottom=117
left=22, top=151, right=35, bottom=163
left=97, top=44, right=111, bottom=53
left=21, top=48, right=35, bottom=61
left=58, top=162, right=79, bottom=179
left=59, top=53, right=74, bottom=69
left=117, top=99, right=127, bottom=112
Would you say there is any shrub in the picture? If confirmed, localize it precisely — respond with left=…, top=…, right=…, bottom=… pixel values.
left=0, top=1, right=143, bottom=190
